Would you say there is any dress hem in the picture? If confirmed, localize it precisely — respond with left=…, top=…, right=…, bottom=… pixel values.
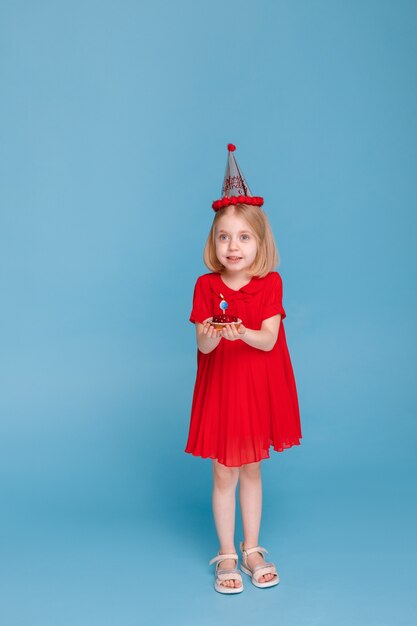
left=184, top=437, right=302, bottom=468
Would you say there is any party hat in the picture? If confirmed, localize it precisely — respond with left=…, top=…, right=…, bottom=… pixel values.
left=212, top=143, right=264, bottom=211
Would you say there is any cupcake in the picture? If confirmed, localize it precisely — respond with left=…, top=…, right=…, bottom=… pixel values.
left=209, top=313, right=242, bottom=330
left=208, top=293, right=242, bottom=330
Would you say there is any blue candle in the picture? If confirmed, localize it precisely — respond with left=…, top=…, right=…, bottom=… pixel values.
left=219, top=294, right=228, bottom=313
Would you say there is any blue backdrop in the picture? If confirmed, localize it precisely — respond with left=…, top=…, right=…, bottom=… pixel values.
left=1, top=1, right=416, bottom=624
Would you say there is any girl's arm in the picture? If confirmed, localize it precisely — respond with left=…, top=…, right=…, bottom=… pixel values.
left=223, top=315, right=281, bottom=351
left=195, top=319, right=222, bottom=354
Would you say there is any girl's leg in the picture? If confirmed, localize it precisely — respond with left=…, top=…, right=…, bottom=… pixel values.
left=211, top=459, right=241, bottom=589
left=238, top=460, right=275, bottom=583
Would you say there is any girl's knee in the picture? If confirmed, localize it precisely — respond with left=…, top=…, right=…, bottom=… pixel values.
left=240, top=460, right=262, bottom=479
left=212, top=459, right=240, bottom=488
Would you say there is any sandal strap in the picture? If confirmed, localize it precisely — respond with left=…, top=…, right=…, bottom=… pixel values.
left=239, top=541, right=269, bottom=558
left=252, top=562, right=276, bottom=574
left=217, top=567, right=239, bottom=575
left=251, top=561, right=275, bottom=571
left=217, top=569, right=242, bottom=582
left=253, top=565, right=277, bottom=583
left=208, top=552, right=238, bottom=565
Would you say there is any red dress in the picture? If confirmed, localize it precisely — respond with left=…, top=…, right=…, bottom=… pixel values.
left=184, top=271, right=302, bottom=467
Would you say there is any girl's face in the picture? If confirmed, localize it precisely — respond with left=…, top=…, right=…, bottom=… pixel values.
left=214, top=208, right=258, bottom=275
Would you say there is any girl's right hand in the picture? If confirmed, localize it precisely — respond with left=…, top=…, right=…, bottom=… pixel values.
left=202, top=319, right=222, bottom=340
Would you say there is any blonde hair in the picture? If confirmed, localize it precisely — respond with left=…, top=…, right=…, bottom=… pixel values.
left=203, top=204, right=280, bottom=278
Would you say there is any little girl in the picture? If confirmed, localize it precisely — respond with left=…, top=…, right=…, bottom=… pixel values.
left=184, top=144, right=302, bottom=594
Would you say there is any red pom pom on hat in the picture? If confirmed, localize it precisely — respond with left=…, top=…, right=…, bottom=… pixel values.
left=227, top=143, right=236, bottom=152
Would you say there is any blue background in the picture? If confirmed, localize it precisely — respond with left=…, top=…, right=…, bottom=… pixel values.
left=1, top=1, right=416, bottom=624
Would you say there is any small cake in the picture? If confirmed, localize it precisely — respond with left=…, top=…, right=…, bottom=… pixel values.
left=208, top=292, right=242, bottom=330
left=209, top=313, right=242, bottom=331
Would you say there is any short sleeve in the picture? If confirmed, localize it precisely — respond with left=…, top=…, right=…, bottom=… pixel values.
left=189, top=276, right=212, bottom=325
left=261, top=272, right=287, bottom=321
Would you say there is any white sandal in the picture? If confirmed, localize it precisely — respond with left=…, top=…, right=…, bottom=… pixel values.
left=208, top=551, right=244, bottom=594
left=239, top=541, right=280, bottom=588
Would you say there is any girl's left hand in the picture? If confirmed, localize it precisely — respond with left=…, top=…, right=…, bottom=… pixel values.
left=222, top=323, right=247, bottom=341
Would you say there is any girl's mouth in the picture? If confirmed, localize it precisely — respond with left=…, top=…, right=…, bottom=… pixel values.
left=227, top=256, right=242, bottom=261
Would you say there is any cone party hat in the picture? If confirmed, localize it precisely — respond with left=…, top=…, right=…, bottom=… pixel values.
left=212, top=143, right=264, bottom=211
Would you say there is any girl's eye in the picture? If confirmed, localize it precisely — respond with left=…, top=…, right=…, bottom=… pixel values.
left=218, top=234, right=250, bottom=240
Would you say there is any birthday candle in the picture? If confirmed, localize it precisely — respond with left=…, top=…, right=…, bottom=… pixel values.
left=219, top=294, right=228, bottom=312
